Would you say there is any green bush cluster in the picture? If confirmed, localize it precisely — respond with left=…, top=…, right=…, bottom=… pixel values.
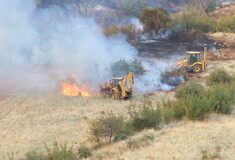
left=178, top=91, right=214, bottom=120
left=103, top=25, right=137, bottom=40
left=89, top=100, right=161, bottom=146
left=208, top=84, right=235, bottom=114
left=89, top=113, right=134, bottom=146
left=206, top=68, right=232, bottom=86
left=173, top=70, right=234, bottom=120
left=173, top=11, right=215, bottom=33
left=175, top=80, right=204, bottom=99
left=19, top=142, right=92, bottom=160
left=140, top=6, right=172, bottom=32
left=173, top=10, right=235, bottom=33
left=216, top=14, right=235, bottom=33
left=22, top=142, right=79, bottom=160
left=205, top=0, right=217, bottom=13
left=161, top=69, right=235, bottom=121
left=111, top=59, right=146, bottom=77
left=161, top=99, right=185, bottom=123
left=128, top=102, right=162, bottom=131
left=78, top=146, right=92, bottom=159
left=24, top=151, right=46, bottom=160
left=166, top=84, right=234, bottom=121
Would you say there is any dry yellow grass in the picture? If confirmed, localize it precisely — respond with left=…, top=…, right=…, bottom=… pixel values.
left=0, top=95, right=133, bottom=159
left=0, top=92, right=234, bottom=160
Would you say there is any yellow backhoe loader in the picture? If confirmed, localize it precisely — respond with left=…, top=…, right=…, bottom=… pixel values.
left=100, top=72, right=134, bottom=99
left=177, top=46, right=207, bottom=73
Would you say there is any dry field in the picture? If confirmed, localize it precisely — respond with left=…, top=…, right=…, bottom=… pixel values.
left=0, top=95, right=132, bottom=158
left=0, top=93, right=234, bottom=160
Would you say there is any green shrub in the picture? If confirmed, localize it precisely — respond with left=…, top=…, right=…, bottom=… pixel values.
left=205, top=1, right=217, bottom=13
left=22, top=142, right=78, bottom=160
left=128, top=102, right=162, bottom=131
left=103, top=25, right=120, bottom=36
left=103, top=25, right=137, bottom=40
left=181, top=93, right=213, bottom=120
left=173, top=10, right=215, bottom=32
left=175, top=80, right=204, bottom=99
left=206, top=69, right=232, bottom=86
left=113, top=121, right=134, bottom=142
left=24, top=151, right=46, bottom=160
left=140, top=6, right=172, bottom=32
left=44, top=142, right=77, bottom=160
left=78, top=146, right=92, bottom=159
left=209, top=84, right=235, bottom=114
left=161, top=99, right=185, bottom=123
left=89, top=113, right=132, bottom=146
left=176, top=83, right=235, bottom=120
left=216, top=14, right=235, bottom=33
left=111, top=59, right=145, bottom=77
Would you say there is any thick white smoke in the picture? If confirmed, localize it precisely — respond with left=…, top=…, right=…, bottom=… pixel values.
left=0, top=0, right=36, bottom=65
left=135, top=61, right=172, bottom=93
left=31, top=7, right=137, bottom=82
left=135, top=60, right=184, bottom=93
left=0, top=0, right=137, bottom=89
left=0, top=0, right=181, bottom=95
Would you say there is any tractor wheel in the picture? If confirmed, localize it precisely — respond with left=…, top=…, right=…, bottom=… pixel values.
left=112, top=91, right=116, bottom=100
left=192, top=65, right=202, bottom=73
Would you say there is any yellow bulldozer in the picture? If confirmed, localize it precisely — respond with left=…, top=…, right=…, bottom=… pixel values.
left=177, top=46, right=207, bottom=73
left=100, top=72, right=134, bottom=99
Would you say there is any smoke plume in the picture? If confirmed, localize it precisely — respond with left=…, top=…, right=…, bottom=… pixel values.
left=0, top=0, right=137, bottom=93
left=0, top=0, right=181, bottom=95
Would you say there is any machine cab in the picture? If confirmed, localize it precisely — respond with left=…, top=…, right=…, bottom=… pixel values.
left=186, top=51, right=201, bottom=65
left=112, top=78, right=122, bottom=88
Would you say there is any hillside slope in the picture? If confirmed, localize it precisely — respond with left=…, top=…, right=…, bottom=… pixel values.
left=93, top=115, right=235, bottom=160
left=0, top=89, right=234, bottom=160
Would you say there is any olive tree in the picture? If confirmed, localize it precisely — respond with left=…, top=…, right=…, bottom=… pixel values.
left=89, top=114, right=126, bottom=146
left=140, top=6, right=172, bottom=32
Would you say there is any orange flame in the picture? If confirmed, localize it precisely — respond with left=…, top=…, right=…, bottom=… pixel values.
left=60, top=74, right=92, bottom=97
left=61, top=82, right=90, bottom=97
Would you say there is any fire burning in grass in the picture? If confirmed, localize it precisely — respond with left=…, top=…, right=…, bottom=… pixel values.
left=60, top=74, right=95, bottom=97
left=60, top=82, right=91, bottom=97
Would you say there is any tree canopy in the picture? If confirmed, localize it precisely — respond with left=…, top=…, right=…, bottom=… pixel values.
left=140, top=6, right=172, bottom=32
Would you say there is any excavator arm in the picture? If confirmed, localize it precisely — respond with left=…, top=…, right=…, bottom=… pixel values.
left=176, top=60, right=188, bottom=70
left=118, top=72, right=134, bottom=99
